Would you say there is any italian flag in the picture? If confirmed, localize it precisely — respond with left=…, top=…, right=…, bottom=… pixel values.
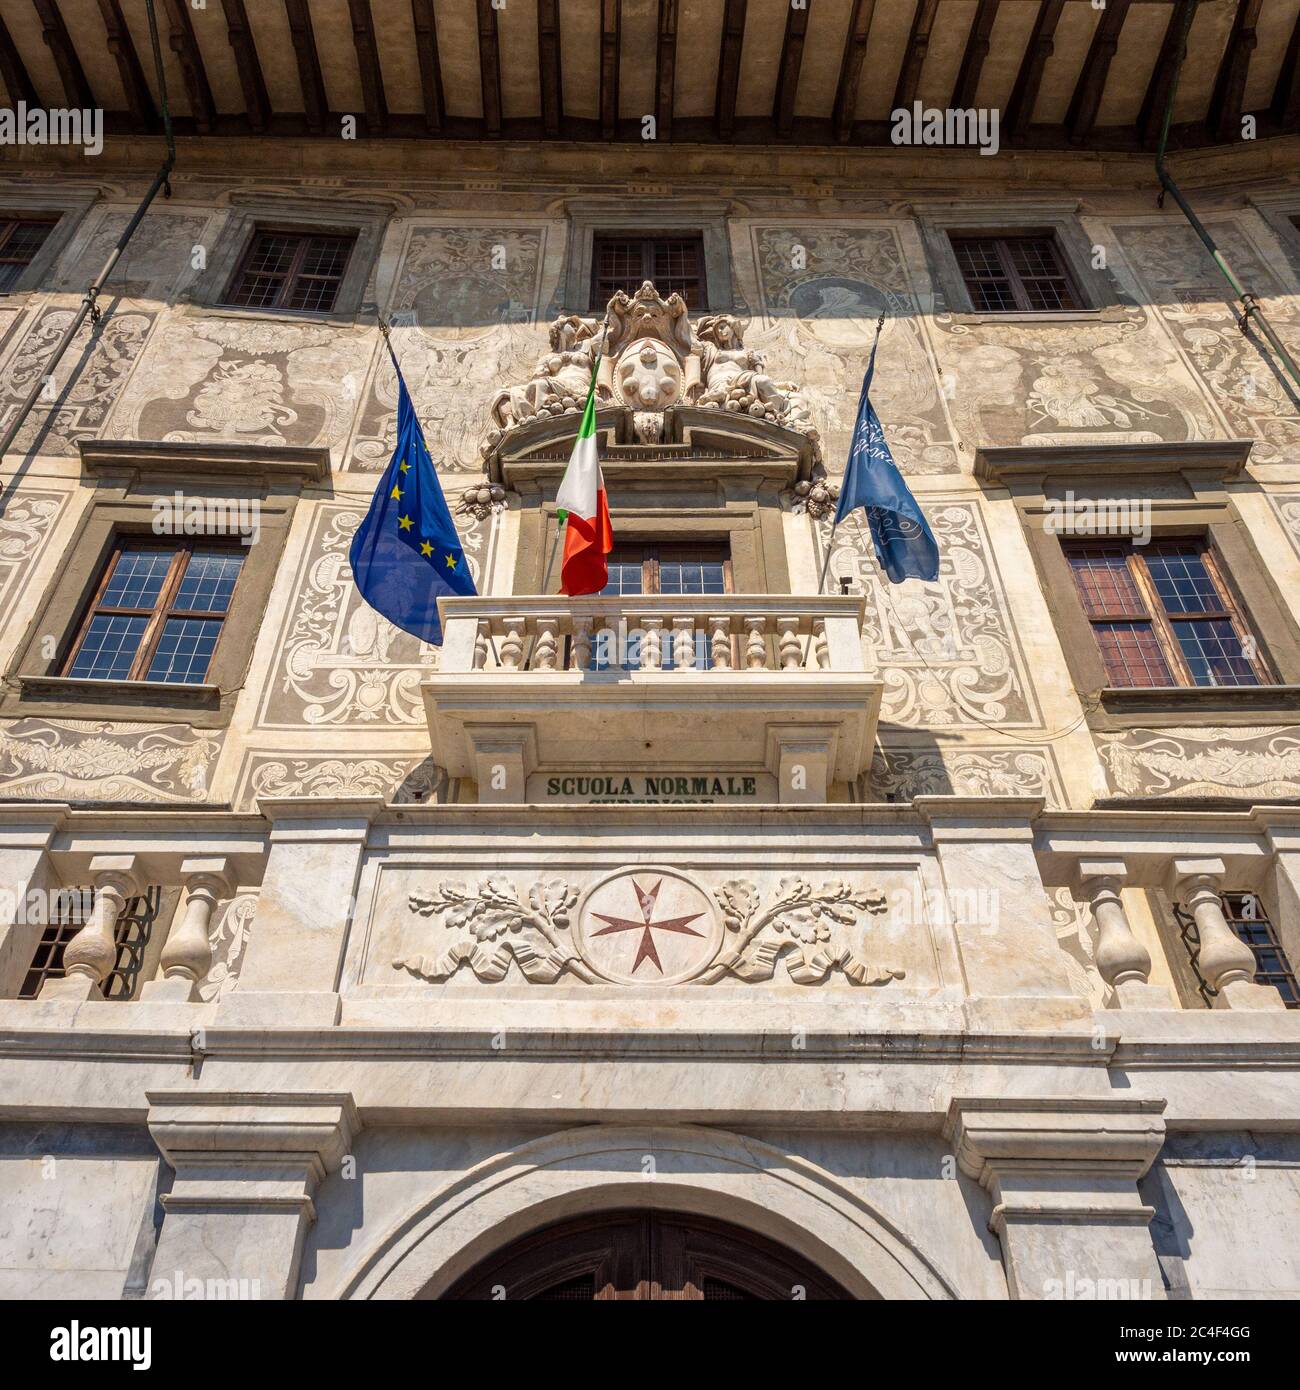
left=554, top=379, right=613, bottom=596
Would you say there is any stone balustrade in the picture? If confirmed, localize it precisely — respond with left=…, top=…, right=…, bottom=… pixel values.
left=0, top=802, right=1295, bottom=1016
left=437, top=594, right=867, bottom=676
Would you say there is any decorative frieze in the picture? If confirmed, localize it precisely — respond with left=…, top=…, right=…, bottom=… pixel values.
left=392, top=867, right=905, bottom=988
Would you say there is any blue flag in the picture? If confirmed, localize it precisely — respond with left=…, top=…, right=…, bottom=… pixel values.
left=349, top=348, right=476, bottom=646
left=834, top=338, right=939, bottom=583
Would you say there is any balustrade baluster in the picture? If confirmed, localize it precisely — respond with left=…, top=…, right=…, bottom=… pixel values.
left=641, top=617, right=663, bottom=671
left=776, top=616, right=801, bottom=671
left=709, top=616, right=732, bottom=671
left=672, top=617, right=695, bottom=670
left=533, top=618, right=560, bottom=671
left=499, top=617, right=526, bottom=670
left=743, top=616, right=768, bottom=671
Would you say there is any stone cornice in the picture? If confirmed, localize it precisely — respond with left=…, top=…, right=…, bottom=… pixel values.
left=80, top=439, right=331, bottom=487
left=973, top=438, right=1254, bottom=485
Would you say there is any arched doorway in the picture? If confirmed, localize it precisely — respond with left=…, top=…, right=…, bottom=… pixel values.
left=443, top=1209, right=853, bottom=1300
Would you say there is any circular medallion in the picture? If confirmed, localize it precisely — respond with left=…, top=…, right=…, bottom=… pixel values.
left=575, top=866, right=721, bottom=986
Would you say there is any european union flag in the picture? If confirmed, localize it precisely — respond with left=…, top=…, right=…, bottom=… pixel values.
left=835, top=336, right=939, bottom=584
left=349, top=346, right=476, bottom=646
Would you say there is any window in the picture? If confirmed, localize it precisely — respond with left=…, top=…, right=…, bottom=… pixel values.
left=1173, top=892, right=1299, bottom=1009
left=1064, top=538, right=1268, bottom=688
left=0, top=218, right=56, bottom=292
left=19, top=885, right=163, bottom=1000
left=593, top=543, right=730, bottom=671
left=598, top=543, right=731, bottom=598
left=591, top=235, right=706, bottom=310
left=950, top=234, right=1080, bottom=312
left=223, top=228, right=356, bottom=313
left=64, top=542, right=245, bottom=685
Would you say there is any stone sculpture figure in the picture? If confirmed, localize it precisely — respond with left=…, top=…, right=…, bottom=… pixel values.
left=482, top=283, right=820, bottom=460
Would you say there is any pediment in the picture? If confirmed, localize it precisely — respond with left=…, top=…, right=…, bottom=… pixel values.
left=489, top=404, right=818, bottom=488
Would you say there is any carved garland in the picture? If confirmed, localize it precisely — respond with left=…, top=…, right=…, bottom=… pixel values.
left=394, top=873, right=904, bottom=988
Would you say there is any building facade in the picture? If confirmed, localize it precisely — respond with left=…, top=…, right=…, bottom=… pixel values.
left=1, top=0, right=1300, bottom=1300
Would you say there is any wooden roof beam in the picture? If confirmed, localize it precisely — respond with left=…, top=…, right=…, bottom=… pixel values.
left=0, top=11, right=40, bottom=106
left=348, top=0, right=387, bottom=135
left=1005, top=0, right=1064, bottom=141
left=96, top=0, right=157, bottom=131
left=538, top=0, right=562, bottom=137
left=833, top=0, right=875, bottom=143
left=654, top=0, right=678, bottom=142
left=1138, top=0, right=1194, bottom=147
left=951, top=0, right=999, bottom=111
left=411, top=0, right=446, bottom=134
left=1208, top=0, right=1262, bottom=143
left=161, top=0, right=216, bottom=133
left=1066, top=0, right=1131, bottom=142
left=715, top=0, right=746, bottom=140
left=892, top=0, right=939, bottom=112
left=284, top=0, right=327, bottom=134
left=31, top=0, right=94, bottom=110
left=477, top=0, right=502, bottom=138
left=1272, top=11, right=1300, bottom=131
left=600, top=0, right=620, bottom=140
left=774, top=0, right=811, bottom=137
left=220, top=0, right=269, bottom=132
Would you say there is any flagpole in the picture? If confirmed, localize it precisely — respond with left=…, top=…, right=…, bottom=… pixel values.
left=814, top=309, right=885, bottom=600
left=373, top=310, right=500, bottom=663
left=522, top=312, right=612, bottom=669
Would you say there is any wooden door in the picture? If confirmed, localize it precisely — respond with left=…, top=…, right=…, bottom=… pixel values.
left=442, top=1210, right=851, bottom=1300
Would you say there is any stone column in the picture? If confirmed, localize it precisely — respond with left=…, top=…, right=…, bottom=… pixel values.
left=146, top=1091, right=357, bottom=1301
left=217, top=798, right=382, bottom=1028
left=0, top=804, right=67, bottom=999
left=915, top=798, right=1085, bottom=1027
left=39, top=855, right=139, bottom=1001
left=1167, top=858, right=1285, bottom=1011
left=945, top=1097, right=1167, bottom=1301
left=140, top=858, right=235, bottom=1002
left=1075, top=859, right=1172, bottom=1009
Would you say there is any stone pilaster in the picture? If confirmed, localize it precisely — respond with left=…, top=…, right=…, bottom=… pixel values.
left=146, top=1091, right=358, bottom=1301
left=945, top=1096, right=1167, bottom=1301
left=0, top=804, right=67, bottom=999
left=217, top=797, right=382, bottom=1027
left=915, top=797, right=1084, bottom=1026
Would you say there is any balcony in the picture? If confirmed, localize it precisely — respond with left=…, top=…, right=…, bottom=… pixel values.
left=422, top=594, right=881, bottom=803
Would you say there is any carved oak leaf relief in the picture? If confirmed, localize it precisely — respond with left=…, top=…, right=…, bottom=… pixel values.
left=396, top=876, right=591, bottom=984
left=394, top=872, right=904, bottom=988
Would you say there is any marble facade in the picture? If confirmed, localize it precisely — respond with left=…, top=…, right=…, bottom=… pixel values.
left=1, top=130, right=1299, bottom=1301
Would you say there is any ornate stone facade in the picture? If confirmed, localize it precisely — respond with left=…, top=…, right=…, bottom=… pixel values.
left=2, top=116, right=1300, bottom=1311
